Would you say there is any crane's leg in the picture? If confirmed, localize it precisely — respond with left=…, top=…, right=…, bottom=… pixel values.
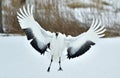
left=58, top=57, right=63, bottom=71
left=47, top=55, right=53, bottom=72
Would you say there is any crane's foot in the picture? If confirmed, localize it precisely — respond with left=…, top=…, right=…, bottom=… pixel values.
left=47, top=67, right=50, bottom=72
left=58, top=67, right=63, bottom=71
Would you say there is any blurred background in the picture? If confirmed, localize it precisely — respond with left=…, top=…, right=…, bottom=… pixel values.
left=0, top=0, right=120, bottom=37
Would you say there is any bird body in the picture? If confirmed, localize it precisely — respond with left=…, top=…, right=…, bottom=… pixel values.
left=49, top=33, right=65, bottom=61
left=17, top=5, right=106, bottom=72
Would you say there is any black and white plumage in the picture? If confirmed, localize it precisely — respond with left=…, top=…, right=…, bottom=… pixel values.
left=17, top=5, right=106, bottom=72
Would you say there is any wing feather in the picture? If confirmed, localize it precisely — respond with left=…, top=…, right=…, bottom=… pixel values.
left=27, top=4, right=31, bottom=15
left=17, top=5, right=53, bottom=54
left=66, top=18, right=106, bottom=59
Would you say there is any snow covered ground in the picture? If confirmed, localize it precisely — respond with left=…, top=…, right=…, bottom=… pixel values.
left=0, top=36, right=120, bottom=78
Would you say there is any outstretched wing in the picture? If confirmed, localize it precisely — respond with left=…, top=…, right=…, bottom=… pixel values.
left=17, top=5, right=54, bottom=54
left=66, top=18, right=106, bottom=59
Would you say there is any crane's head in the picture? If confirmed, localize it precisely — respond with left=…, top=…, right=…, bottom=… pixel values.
left=55, top=32, right=59, bottom=37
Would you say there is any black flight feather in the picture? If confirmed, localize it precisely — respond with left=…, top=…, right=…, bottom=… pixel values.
left=67, top=41, right=95, bottom=59
left=30, top=39, right=49, bottom=54
left=23, top=28, right=34, bottom=40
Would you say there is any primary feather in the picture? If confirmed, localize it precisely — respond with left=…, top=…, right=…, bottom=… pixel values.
left=66, top=18, right=106, bottom=59
left=17, top=5, right=54, bottom=54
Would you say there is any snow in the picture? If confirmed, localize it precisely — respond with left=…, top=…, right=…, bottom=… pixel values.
left=2, top=0, right=11, bottom=7
left=0, top=36, right=120, bottom=78
left=105, top=0, right=120, bottom=9
left=66, top=0, right=120, bottom=28
left=73, top=5, right=120, bottom=28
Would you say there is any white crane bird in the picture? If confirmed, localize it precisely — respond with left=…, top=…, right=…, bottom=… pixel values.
left=17, top=5, right=106, bottom=72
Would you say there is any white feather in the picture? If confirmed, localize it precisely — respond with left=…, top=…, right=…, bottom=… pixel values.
left=65, top=18, right=106, bottom=54
left=17, top=5, right=53, bottom=49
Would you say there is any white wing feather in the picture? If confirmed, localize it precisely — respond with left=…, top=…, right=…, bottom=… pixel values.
left=66, top=18, right=106, bottom=43
left=66, top=18, right=106, bottom=58
left=17, top=5, right=54, bottom=49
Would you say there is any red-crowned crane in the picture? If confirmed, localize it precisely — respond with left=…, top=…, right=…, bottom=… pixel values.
left=17, top=5, right=106, bottom=72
